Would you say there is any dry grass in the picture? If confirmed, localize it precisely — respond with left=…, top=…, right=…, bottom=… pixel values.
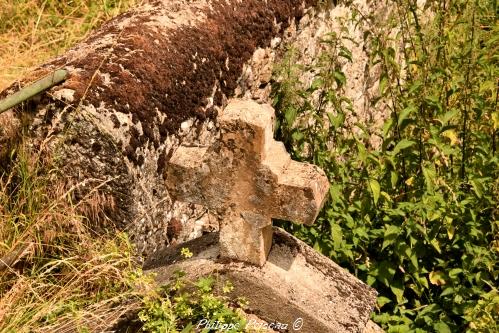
left=0, top=2, right=148, bottom=330
left=0, top=145, right=149, bottom=332
left=0, top=0, right=142, bottom=90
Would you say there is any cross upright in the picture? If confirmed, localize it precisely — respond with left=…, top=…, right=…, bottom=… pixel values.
left=166, top=99, right=329, bottom=266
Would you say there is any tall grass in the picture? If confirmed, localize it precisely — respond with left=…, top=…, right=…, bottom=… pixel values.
left=0, top=1, right=146, bottom=331
left=0, top=144, right=146, bottom=332
left=0, top=0, right=142, bottom=90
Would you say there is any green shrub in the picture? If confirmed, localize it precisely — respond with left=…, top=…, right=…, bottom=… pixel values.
left=272, top=0, right=498, bottom=332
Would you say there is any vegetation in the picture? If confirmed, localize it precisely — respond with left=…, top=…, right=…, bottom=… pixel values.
left=0, top=0, right=143, bottom=90
left=1, top=0, right=497, bottom=332
left=0, top=144, right=142, bottom=331
left=0, top=2, right=141, bottom=330
left=272, top=0, right=498, bottom=332
left=138, top=271, right=247, bottom=333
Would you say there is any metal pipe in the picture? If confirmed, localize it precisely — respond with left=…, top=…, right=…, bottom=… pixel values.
left=0, top=69, right=69, bottom=114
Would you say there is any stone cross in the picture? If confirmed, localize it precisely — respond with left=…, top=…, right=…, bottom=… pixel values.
left=166, top=99, right=329, bottom=266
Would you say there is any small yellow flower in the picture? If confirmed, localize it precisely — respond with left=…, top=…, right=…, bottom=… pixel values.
left=180, top=247, right=193, bottom=258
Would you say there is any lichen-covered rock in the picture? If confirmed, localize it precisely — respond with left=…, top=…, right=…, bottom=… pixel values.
left=236, top=0, right=403, bottom=148
left=0, top=0, right=321, bottom=255
left=0, top=0, right=401, bottom=256
left=166, top=99, right=329, bottom=266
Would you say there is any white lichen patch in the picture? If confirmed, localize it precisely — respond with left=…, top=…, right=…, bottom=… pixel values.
left=52, top=88, right=76, bottom=103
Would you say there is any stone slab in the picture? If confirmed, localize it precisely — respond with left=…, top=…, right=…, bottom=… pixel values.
left=145, top=228, right=377, bottom=333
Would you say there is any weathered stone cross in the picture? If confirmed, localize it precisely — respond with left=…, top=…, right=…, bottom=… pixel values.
left=166, top=99, right=329, bottom=266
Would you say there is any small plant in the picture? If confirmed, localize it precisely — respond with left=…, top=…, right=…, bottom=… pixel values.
left=180, top=247, right=194, bottom=259
left=138, top=271, right=247, bottom=333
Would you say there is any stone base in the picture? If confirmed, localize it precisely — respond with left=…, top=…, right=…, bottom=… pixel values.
left=145, top=228, right=377, bottom=333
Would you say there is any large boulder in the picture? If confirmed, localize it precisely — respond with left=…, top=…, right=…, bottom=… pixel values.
left=0, top=0, right=395, bottom=255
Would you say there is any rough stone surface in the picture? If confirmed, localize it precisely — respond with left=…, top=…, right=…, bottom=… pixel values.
left=363, top=320, right=385, bottom=333
left=0, top=0, right=413, bottom=256
left=235, top=0, right=412, bottom=149
left=0, top=109, right=21, bottom=168
left=0, top=0, right=322, bottom=255
left=166, top=99, right=329, bottom=266
left=145, top=227, right=378, bottom=333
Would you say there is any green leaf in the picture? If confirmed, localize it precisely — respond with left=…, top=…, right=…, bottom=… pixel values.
left=327, top=112, right=345, bottom=129
left=389, top=324, right=411, bottom=332
left=448, top=268, right=463, bottom=280
left=380, top=191, right=392, bottom=202
left=376, top=261, right=396, bottom=287
left=493, top=110, right=499, bottom=130
left=339, top=45, right=353, bottom=62
left=367, top=275, right=376, bottom=286
left=382, top=118, right=394, bottom=138
left=439, top=109, right=459, bottom=125
left=398, top=105, right=416, bottom=128
left=422, top=166, right=436, bottom=194
left=425, top=95, right=443, bottom=113
left=382, top=225, right=401, bottom=250
left=390, top=279, right=405, bottom=304
left=291, top=130, right=304, bottom=142
left=440, top=287, right=454, bottom=297
left=416, top=274, right=429, bottom=289
left=393, top=139, right=416, bottom=155
left=285, top=106, right=297, bottom=126
left=329, top=185, right=342, bottom=204
left=404, top=246, right=418, bottom=270
left=433, top=322, right=451, bottom=333
left=333, top=71, right=347, bottom=87
left=390, top=171, right=399, bottom=188
left=377, top=296, right=392, bottom=308
left=470, top=179, right=484, bottom=198
left=196, top=276, right=215, bottom=292
left=310, top=78, right=324, bottom=91
left=313, top=240, right=322, bottom=252
left=430, top=239, right=442, bottom=254
left=369, top=179, right=381, bottom=205
left=330, top=224, right=344, bottom=249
